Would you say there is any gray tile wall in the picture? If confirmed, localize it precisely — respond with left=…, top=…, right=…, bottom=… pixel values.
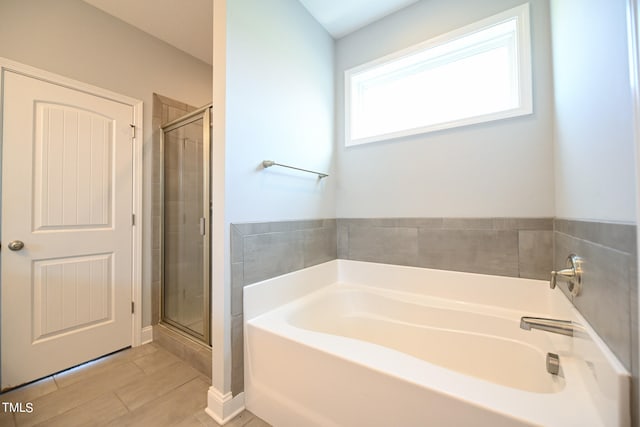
left=553, top=219, right=638, bottom=377
left=338, top=218, right=553, bottom=279
left=230, top=219, right=337, bottom=394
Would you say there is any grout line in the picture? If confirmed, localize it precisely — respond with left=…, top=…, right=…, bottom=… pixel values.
left=112, top=389, right=133, bottom=414
left=51, top=375, right=62, bottom=390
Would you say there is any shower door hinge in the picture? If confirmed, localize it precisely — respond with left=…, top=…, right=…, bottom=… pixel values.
left=130, top=124, right=136, bottom=139
left=131, top=301, right=135, bottom=314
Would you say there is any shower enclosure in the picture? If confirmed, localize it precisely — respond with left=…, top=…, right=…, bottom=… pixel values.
left=161, top=105, right=211, bottom=345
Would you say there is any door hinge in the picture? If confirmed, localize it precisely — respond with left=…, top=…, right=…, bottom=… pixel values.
left=131, top=301, right=135, bottom=314
left=131, top=214, right=135, bottom=226
left=130, top=124, right=136, bottom=139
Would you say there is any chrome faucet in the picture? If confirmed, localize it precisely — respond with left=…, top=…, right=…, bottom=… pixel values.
left=520, top=316, right=578, bottom=337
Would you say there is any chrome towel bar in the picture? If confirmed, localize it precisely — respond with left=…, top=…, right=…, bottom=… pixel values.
left=262, top=160, right=328, bottom=179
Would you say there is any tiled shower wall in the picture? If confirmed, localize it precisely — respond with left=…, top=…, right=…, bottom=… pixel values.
left=230, top=216, right=553, bottom=394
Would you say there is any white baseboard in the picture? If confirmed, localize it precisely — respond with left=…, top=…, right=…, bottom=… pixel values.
left=205, top=388, right=245, bottom=425
left=140, top=326, right=153, bottom=345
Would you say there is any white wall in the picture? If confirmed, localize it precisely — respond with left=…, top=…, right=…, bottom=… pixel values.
left=335, top=0, right=555, bottom=218
left=225, top=0, right=336, bottom=224
left=0, top=0, right=213, bottom=327
left=551, top=0, right=637, bottom=223
left=209, top=0, right=335, bottom=407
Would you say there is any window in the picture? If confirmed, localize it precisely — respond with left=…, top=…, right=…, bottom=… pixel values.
left=345, top=4, right=532, bottom=146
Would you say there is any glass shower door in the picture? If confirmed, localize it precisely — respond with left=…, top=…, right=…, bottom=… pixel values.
left=161, top=107, right=211, bottom=344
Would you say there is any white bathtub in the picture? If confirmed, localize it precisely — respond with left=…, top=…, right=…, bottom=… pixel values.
left=244, top=260, right=630, bottom=427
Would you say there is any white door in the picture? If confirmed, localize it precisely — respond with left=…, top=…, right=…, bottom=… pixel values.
left=1, top=70, right=134, bottom=389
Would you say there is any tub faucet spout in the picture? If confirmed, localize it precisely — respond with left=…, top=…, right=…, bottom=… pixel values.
left=520, top=316, right=577, bottom=337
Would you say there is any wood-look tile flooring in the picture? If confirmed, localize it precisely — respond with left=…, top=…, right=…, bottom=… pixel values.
left=0, top=343, right=269, bottom=427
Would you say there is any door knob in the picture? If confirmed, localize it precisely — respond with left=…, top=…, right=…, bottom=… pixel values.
left=8, top=240, right=24, bottom=251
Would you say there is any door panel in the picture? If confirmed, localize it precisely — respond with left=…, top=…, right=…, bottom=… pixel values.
left=1, top=70, right=134, bottom=389
left=32, top=253, right=113, bottom=341
left=33, top=103, right=113, bottom=230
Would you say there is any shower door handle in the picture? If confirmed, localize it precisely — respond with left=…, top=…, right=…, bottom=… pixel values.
left=199, top=218, right=206, bottom=236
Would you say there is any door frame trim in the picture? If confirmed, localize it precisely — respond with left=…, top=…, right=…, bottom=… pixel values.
left=0, top=57, right=144, bottom=347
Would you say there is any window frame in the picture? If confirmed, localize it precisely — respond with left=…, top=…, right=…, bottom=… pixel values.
left=344, top=3, right=532, bottom=147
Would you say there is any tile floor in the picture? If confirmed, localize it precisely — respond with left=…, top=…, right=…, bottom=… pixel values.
left=0, top=343, right=270, bottom=427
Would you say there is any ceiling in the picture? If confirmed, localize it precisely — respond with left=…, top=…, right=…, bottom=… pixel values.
left=81, top=0, right=419, bottom=65
left=299, top=0, right=419, bottom=39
